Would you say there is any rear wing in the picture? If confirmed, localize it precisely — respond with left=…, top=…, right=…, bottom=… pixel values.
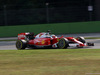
left=18, top=32, right=34, bottom=40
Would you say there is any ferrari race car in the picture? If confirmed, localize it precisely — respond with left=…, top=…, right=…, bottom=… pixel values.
left=16, top=31, right=94, bottom=50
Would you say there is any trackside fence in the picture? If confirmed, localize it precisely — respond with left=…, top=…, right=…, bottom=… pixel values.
left=0, top=21, right=100, bottom=37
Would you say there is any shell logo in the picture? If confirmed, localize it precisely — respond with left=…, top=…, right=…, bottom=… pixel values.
left=39, top=33, right=43, bottom=37
left=41, top=40, right=45, bottom=44
left=57, top=38, right=59, bottom=42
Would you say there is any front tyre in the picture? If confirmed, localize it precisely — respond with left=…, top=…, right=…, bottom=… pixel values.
left=58, top=38, right=69, bottom=49
left=16, top=40, right=27, bottom=50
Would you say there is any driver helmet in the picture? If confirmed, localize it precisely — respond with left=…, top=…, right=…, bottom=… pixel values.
left=51, top=34, right=57, bottom=38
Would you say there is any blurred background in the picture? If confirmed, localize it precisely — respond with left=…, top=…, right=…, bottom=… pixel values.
left=0, top=0, right=99, bottom=26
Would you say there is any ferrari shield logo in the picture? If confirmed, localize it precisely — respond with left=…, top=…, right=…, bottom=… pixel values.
left=41, top=40, right=45, bottom=44
left=57, top=38, right=59, bottom=42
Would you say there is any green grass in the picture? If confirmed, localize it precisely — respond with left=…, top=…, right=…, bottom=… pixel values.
left=0, top=49, right=100, bottom=75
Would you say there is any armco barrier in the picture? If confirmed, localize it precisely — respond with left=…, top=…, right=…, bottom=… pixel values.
left=0, top=21, right=100, bottom=37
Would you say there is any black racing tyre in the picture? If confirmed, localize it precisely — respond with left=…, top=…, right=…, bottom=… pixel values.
left=58, top=38, right=69, bottom=49
left=16, top=40, right=27, bottom=50
left=77, top=37, right=86, bottom=43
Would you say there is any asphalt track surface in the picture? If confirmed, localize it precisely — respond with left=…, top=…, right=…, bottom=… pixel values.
left=0, top=33, right=100, bottom=50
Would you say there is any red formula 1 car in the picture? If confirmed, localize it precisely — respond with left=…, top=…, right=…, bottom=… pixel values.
left=16, top=31, right=94, bottom=50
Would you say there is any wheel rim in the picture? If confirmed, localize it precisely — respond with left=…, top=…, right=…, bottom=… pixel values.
left=58, top=39, right=65, bottom=48
left=16, top=41, right=22, bottom=49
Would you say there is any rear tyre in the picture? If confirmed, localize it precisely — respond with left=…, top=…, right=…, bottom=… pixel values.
left=58, top=38, right=69, bottom=49
left=16, top=40, right=27, bottom=50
